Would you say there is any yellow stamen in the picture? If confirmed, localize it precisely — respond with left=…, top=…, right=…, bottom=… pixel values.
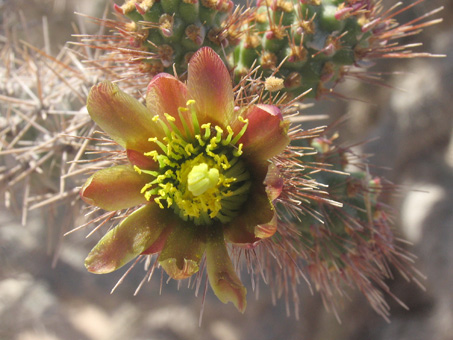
left=136, top=99, right=252, bottom=225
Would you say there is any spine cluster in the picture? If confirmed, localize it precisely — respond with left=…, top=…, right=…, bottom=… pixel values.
left=115, top=0, right=238, bottom=76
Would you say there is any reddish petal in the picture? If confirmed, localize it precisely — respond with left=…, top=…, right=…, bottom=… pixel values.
left=224, top=191, right=275, bottom=244
left=141, top=226, right=172, bottom=255
left=235, top=104, right=290, bottom=161
left=224, top=162, right=276, bottom=244
left=87, top=81, right=161, bottom=154
left=223, top=217, right=258, bottom=244
left=187, top=47, right=235, bottom=126
left=206, top=228, right=247, bottom=313
left=85, top=204, right=171, bottom=274
left=146, top=73, right=190, bottom=133
left=158, top=223, right=207, bottom=280
left=127, top=149, right=156, bottom=170
left=80, top=165, right=149, bottom=211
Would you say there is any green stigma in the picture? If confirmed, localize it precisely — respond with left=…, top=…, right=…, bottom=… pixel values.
left=136, top=100, right=251, bottom=226
left=188, top=163, right=219, bottom=197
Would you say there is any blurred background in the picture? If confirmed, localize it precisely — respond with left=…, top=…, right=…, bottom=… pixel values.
left=1, top=0, right=452, bottom=339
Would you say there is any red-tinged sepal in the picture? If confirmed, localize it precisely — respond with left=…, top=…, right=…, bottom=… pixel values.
left=80, top=165, right=149, bottom=211
left=206, top=227, right=247, bottom=313
left=85, top=204, right=170, bottom=274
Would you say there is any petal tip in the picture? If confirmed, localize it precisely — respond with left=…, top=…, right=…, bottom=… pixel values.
left=84, top=254, right=116, bottom=274
left=159, top=258, right=200, bottom=280
left=254, top=223, right=277, bottom=239
left=80, top=176, right=95, bottom=205
left=87, top=81, right=117, bottom=108
left=206, top=235, right=248, bottom=313
left=214, top=276, right=248, bottom=313
left=146, top=73, right=178, bottom=92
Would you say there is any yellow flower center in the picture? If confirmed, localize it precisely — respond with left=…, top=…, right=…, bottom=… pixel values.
left=135, top=100, right=251, bottom=226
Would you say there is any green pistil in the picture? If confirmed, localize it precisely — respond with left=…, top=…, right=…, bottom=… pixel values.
left=188, top=163, right=220, bottom=196
left=136, top=100, right=251, bottom=226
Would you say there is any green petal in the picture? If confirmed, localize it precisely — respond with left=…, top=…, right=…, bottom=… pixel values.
left=158, top=223, right=207, bottom=280
left=85, top=204, right=171, bottom=274
left=206, top=228, right=247, bottom=313
left=80, top=165, right=149, bottom=211
left=187, top=47, right=235, bottom=127
left=87, top=81, right=162, bottom=154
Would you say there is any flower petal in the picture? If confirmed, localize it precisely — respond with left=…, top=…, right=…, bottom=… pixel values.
left=126, top=149, right=157, bottom=170
left=146, top=73, right=190, bottom=133
left=235, top=104, right=290, bottom=161
left=264, top=163, right=284, bottom=201
left=80, top=165, right=149, bottom=211
left=187, top=47, right=235, bottom=126
left=206, top=228, right=247, bottom=313
left=224, top=162, right=276, bottom=244
left=141, top=226, right=172, bottom=255
left=87, top=81, right=161, bottom=154
left=158, top=223, right=207, bottom=280
left=254, top=212, right=277, bottom=239
left=85, top=204, right=171, bottom=274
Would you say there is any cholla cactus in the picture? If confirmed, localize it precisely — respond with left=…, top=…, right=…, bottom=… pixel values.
left=233, top=0, right=443, bottom=97
left=115, top=0, right=237, bottom=64
left=79, top=0, right=248, bottom=93
left=78, top=47, right=423, bottom=318
left=272, top=132, right=421, bottom=319
left=0, top=0, right=441, bottom=321
left=82, top=0, right=442, bottom=97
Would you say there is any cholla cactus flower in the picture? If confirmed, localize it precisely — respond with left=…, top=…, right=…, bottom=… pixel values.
left=80, top=47, right=290, bottom=312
